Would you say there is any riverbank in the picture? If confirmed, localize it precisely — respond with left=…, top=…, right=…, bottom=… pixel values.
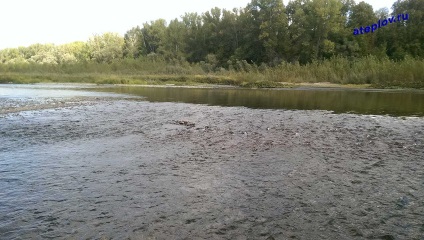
left=1, top=73, right=421, bottom=90
left=1, top=56, right=423, bottom=89
left=0, top=72, right=403, bottom=90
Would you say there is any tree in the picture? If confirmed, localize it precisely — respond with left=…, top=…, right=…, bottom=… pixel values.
left=217, top=8, right=242, bottom=66
left=347, top=1, right=377, bottom=57
left=202, top=7, right=222, bottom=56
left=63, top=41, right=90, bottom=62
left=388, top=0, right=424, bottom=59
left=58, top=41, right=89, bottom=63
left=252, top=0, right=289, bottom=64
left=124, top=26, right=145, bottom=58
left=0, top=48, right=27, bottom=64
left=28, top=44, right=58, bottom=64
left=87, top=32, right=124, bottom=63
left=287, top=0, right=314, bottom=63
left=309, top=0, right=344, bottom=59
left=2, top=0, right=423, bottom=67
left=161, top=19, right=187, bottom=60
left=142, top=19, right=167, bottom=55
left=232, top=4, right=263, bottom=63
left=182, top=12, right=206, bottom=62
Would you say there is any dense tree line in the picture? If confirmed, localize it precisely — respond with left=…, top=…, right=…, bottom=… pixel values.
left=1, top=0, right=423, bottom=68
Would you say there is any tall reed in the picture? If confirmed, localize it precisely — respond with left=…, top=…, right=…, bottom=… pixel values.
left=1, top=57, right=423, bottom=88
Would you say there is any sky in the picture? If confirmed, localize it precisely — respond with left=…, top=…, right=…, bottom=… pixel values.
left=0, top=0, right=395, bottom=50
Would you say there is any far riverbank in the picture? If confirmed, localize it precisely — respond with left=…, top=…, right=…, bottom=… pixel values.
left=1, top=56, right=423, bottom=89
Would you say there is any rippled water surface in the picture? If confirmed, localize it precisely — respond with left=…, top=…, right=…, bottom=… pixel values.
left=1, top=84, right=423, bottom=239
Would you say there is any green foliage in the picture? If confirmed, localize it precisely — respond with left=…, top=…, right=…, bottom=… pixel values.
left=1, top=56, right=423, bottom=89
left=142, top=19, right=167, bottom=55
left=161, top=19, right=187, bottom=60
left=87, top=33, right=125, bottom=63
left=0, top=0, right=423, bottom=89
left=124, top=26, right=145, bottom=58
left=1, top=0, right=423, bottom=64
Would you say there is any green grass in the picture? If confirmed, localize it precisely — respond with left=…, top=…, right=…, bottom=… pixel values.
left=1, top=57, right=423, bottom=89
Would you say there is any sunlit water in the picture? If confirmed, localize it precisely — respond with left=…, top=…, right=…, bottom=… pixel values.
left=0, top=84, right=120, bottom=102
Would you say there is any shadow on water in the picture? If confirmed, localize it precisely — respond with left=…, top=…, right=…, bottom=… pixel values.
left=95, top=86, right=424, bottom=117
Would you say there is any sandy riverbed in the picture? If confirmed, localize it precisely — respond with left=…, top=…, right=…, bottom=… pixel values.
left=1, top=96, right=423, bottom=239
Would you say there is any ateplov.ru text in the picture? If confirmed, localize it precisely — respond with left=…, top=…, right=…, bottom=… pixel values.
left=353, top=13, right=409, bottom=35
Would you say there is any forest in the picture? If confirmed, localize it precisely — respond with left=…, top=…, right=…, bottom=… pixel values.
left=0, top=0, right=423, bottom=88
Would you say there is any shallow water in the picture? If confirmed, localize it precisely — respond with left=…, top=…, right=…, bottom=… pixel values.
left=94, top=85, right=424, bottom=116
left=0, top=84, right=111, bottom=98
left=2, top=84, right=424, bottom=116
left=0, top=84, right=133, bottom=114
left=1, top=84, right=423, bottom=239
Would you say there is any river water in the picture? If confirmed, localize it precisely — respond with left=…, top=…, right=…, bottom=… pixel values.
left=1, top=84, right=423, bottom=239
left=94, top=85, right=424, bottom=117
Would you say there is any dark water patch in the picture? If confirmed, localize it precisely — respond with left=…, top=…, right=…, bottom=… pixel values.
left=94, top=86, right=424, bottom=116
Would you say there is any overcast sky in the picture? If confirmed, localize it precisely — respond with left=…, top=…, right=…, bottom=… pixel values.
left=0, top=0, right=395, bottom=50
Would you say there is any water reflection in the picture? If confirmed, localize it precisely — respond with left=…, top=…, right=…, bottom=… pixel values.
left=96, top=86, right=424, bottom=116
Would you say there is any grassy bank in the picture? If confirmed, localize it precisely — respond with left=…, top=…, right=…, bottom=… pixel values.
left=1, top=56, right=423, bottom=89
left=0, top=72, right=242, bottom=86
